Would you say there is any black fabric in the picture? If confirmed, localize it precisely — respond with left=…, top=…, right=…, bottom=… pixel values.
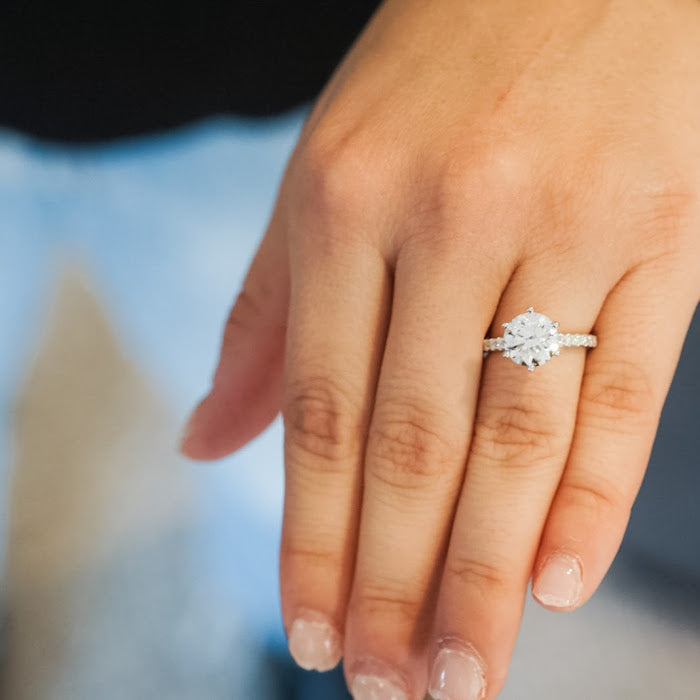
left=0, top=1, right=379, bottom=143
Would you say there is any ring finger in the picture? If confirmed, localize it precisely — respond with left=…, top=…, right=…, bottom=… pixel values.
left=428, top=267, right=606, bottom=700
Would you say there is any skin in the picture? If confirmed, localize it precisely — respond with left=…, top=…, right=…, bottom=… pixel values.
left=181, top=0, right=700, bottom=697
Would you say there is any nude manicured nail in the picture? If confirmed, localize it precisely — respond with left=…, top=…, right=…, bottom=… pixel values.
left=288, top=615, right=342, bottom=671
left=428, top=644, right=486, bottom=700
left=350, top=674, right=407, bottom=700
left=533, top=552, right=583, bottom=609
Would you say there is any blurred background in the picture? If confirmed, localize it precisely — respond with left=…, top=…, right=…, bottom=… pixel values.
left=0, top=2, right=698, bottom=699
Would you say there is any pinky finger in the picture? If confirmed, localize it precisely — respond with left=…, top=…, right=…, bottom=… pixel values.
left=180, top=210, right=289, bottom=460
left=532, top=263, right=698, bottom=611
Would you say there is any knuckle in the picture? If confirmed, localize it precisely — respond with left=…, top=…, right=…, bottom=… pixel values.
left=631, top=176, right=699, bottom=260
left=445, top=555, right=515, bottom=599
left=223, top=287, right=262, bottom=341
left=557, top=478, right=629, bottom=523
left=435, top=142, right=529, bottom=216
left=367, top=402, right=461, bottom=491
left=406, top=140, right=532, bottom=256
left=578, top=359, right=656, bottom=430
left=283, top=375, right=362, bottom=464
left=641, top=179, right=698, bottom=229
left=470, top=401, right=563, bottom=466
left=295, top=125, right=383, bottom=227
left=284, top=542, right=343, bottom=574
left=352, top=584, right=421, bottom=625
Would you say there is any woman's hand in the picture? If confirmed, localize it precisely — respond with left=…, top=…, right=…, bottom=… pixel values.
left=181, top=0, right=700, bottom=697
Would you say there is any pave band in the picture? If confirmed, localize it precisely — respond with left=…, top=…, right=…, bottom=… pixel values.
left=483, top=333, right=597, bottom=352
left=483, top=307, right=597, bottom=372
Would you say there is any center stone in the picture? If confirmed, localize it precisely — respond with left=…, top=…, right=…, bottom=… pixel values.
left=503, top=308, right=559, bottom=371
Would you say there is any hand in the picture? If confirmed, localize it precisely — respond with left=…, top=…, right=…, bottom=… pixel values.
left=180, top=0, right=700, bottom=697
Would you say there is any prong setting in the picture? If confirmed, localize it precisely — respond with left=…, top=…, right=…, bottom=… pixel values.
left=498, top=308, right=560, bottom=371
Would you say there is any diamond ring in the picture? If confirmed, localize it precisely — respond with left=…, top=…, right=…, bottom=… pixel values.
left=483, top=307, right=597, bottom=371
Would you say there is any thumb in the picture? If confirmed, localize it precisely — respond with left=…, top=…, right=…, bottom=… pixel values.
left=180, top=218, right=289, bottom=460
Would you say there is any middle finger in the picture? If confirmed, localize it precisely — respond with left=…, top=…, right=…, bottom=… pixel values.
left=343, top=233, right=511, bottom=699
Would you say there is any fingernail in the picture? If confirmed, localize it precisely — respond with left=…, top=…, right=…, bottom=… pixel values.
left=532, top=552, right=583, bottom=609
left=350, top=674, right=407, bottom=700
left=428, top=642, right=486, bottom=700
left=288, top=614, right=342, bottom=672
left=349, top=659, right=409, bottom=700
